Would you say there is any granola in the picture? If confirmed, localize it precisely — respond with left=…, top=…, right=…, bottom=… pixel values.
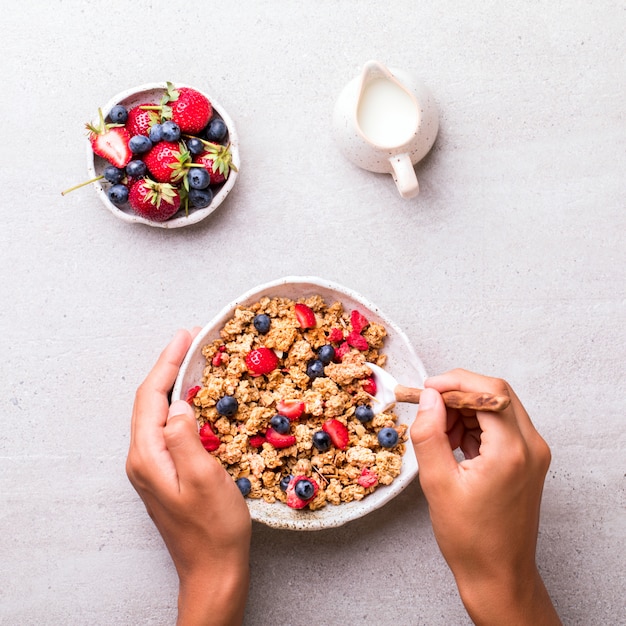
left=188, top=295, right=407, bottom=510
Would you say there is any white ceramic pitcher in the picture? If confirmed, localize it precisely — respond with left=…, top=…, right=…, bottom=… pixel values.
left=333, top=60, right=439, bottom=198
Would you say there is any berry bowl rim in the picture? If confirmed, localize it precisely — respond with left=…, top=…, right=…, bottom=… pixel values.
left=171, top=276, right=427, bottom=531
left=86, top=81, right=240, bottom=229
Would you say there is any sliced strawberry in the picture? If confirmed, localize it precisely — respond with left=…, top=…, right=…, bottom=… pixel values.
left=335, top=341, right=352, bottom=362
left=362, top=376, right=377, bottom=395
left=322, top=419, right=349, bottom=450
left=86, top=109, right=131, bottom=168
left=294, top=303, right=316, bottom=329
left=285, top=475, right=319, bottom=509
left=249, top=434, right=266, bottom=448
left=357, top=467, right=378, bottom=488
left=185, top=385, right=201, bottom=403
left=276, top=399, right=305, bottom=420
left=245, top=347, right=279, bottom=376
left=265, top=427, right=296, bottom=449
left=346, top=330, right=369, bottom=351
left=350, top=309, right=370, bottom=334
left=327, top=327, right=344, bottom=343
left=199, top=423, right=220, bottom=452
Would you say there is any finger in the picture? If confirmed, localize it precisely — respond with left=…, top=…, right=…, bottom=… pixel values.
left=410, top=388, right=459, bottom=494
left=163, top=400, right=216, bottom=491
left=426, top=369, right=533, bottom=444
left=131, top=329, right=194, bottom=444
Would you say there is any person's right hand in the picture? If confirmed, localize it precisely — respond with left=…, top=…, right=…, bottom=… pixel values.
left=410, top=369, right=561, bottom=625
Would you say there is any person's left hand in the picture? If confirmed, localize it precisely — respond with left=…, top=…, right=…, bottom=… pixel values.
left=126, top=329, right=251, bottom=626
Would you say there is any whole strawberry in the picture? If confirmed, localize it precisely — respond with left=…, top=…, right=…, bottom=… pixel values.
left=86, top=109, right=131, bottom=168
left=194, top=142, right=237, bottom=185
left=163, top=82, right=212, bottom=134
left=126, top=104, right=160, bottom=136
left=128, top=178, right=181, bottom=222
left=143, top=141, right=191, bottom=184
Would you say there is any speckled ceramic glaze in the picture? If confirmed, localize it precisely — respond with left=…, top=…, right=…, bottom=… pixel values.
left=333, top=61, right=439, bottom=199
left=172, top=276, right=427, bottom=531
left=86, top=82, right=240, bottom=229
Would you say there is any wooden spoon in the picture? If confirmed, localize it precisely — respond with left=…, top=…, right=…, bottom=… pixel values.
left=366, top=363, right=511, bottom=413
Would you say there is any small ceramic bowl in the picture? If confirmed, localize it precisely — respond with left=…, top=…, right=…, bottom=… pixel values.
left=171, top=276, right=427, bottom=531
left=86, top=82, right=240, bottom=229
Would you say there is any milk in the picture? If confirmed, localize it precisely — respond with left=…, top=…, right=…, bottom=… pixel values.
left=357, top=77, right=418, bottom=147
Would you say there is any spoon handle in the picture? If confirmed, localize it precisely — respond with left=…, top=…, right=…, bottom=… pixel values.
left=394, top=385, right=510, bottom=412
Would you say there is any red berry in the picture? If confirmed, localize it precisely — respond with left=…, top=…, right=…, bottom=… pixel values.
left=276, top=399, right=305, bottom=420
left=335, top=341, right=351, bottom=362
left=169, top=86, right=213, bottom=134
left=322, top=419, right=349, bottom=450
left=346, top=330, right=369, bottom=351
left=245, top=348, right=279, bottom=376
left=350, top=309, right=369, bottom=334
left=199, top=423, right=220, bottom=452
left=294, top=303, right=316, bottom=329
left=86, top=109, right=132, bottom=168
left=128, top=178, right=181, bottom=222
left=362, top=376, right=377, bottom=395
left=249, top=434, right=266, bottom=448
left=125, top=104, right=160, bottom=136
left=285, top=475, right=319, bottom=509
left=357, top=467, right=378, bottom=488
left=327, top=327, right=344, bottom=343
left=194, top=143, right=236, bottom=184
left=144, top=141, right=189, bottom=184
left=212, top=352, right=223, bottom=366
left=185, top=385, right=201, bottom=403
left=265, top=427, right=296, bottom=449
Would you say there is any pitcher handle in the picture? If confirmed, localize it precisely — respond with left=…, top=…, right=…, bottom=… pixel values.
left=389, top=154, right=419, bottom=198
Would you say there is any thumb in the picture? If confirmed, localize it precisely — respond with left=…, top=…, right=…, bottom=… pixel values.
left=163, top=400, right=209, bottom=483
left=410, top=388, right=458, bottom=492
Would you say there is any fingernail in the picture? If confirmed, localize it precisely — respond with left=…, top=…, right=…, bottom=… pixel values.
left=418, top=387, right=438, bottom=410
left=167, top=400, right=192, bottom=421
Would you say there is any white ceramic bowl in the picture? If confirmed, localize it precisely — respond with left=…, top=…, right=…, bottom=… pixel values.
left=172, top=276, right=427, bottom=530
left=86, top=82, right=240, bottom=228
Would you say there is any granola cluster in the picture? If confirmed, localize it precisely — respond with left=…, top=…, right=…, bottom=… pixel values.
left=188, top=295, right=407, bottom=511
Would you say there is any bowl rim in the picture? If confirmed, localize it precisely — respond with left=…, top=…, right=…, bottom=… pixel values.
left=172, top=275, right=427, bottom=530
left=86, top=81, right=239, bottom=229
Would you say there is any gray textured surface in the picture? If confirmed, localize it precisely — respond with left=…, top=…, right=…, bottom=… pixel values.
left=1, top=1, right=624, bottom=625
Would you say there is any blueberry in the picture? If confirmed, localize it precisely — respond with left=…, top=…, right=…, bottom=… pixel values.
left=186, top=136, right=205, bottom=155
left=187, top=167, right=211, bottom=190
left=294, top=478, right=315, bottom=500
left=126, top=159, right=147, bottom=178
left=204, top=118, right=228, bottom=143
left=107, top=184, right=128, bottom=206
left=216, top=395, right=238, bottom=417
left=149, top=123, right=164, bottom=143
left=312, top=430, right=331, bottom=452
left=103, top=165, right=124, bottom=184
left=161, top=120, right=181, bottom=142
left=317, top=344, right=335, bottom=365
left=279, top=475, right=293, bottom=492
left=355, top=405, right=374, bottom=423
left=109, top=104, right=128, bottom=124
left=270, top=414, right=290, bottom=434
left=377, top=427, right=399, bottom=448
left=253, top=314, right=271, bottom=334
left=236, top=477, right=251, bottom=497
left=188, top=188, right=213, bottom=209
left=306, top=359, right=325, bottom=380
left=129, top=134, right=152, bottom=154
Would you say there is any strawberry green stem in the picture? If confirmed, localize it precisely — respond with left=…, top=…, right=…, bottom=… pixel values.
left=61, top=175, right=104, bottom=196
